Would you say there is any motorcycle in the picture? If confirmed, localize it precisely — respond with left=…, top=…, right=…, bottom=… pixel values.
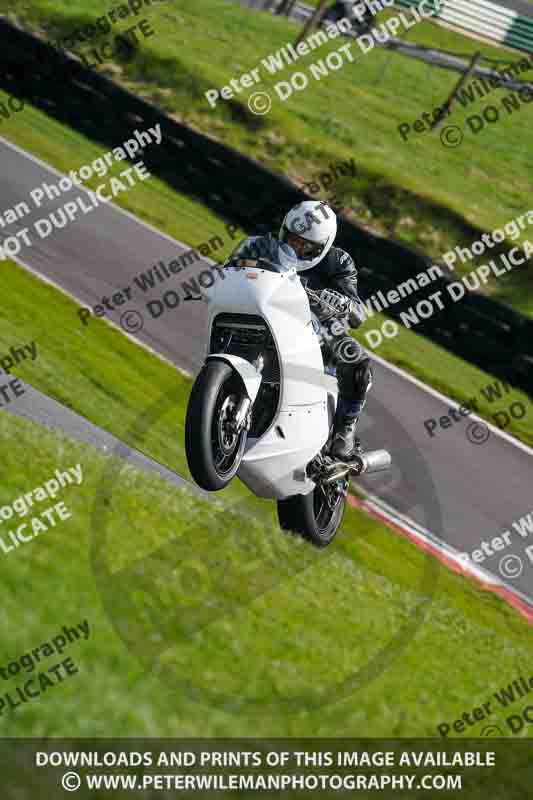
left=185, top=241, right=391, bottom=547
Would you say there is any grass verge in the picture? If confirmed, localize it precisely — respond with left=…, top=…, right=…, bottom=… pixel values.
left=0, top=406, right=531, bottom=740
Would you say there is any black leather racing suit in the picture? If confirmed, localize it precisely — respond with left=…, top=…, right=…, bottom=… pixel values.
left=322, top=1, right=374, bottom=34
left=227, top=233, right=373, bottom=419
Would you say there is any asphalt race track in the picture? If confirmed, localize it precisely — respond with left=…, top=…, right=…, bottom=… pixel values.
left=1, top=136, right=532, bottom=607
left=1, top=379, right=207, bottom=497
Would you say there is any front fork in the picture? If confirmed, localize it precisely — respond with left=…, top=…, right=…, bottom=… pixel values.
left=230, top=396, right=252, bottom=434
left=226, top=353, right=264, bottom=435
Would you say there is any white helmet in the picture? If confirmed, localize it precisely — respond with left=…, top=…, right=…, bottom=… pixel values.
left=279, top=200, right=337, bottom=271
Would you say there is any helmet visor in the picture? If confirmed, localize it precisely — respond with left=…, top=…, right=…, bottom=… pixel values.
left=280, top=226, right=327, bottom=262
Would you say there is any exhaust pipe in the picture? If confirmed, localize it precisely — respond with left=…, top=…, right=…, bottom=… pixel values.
left=352, top=449, right=391, bottom=475
left=320, top=449, right=392, bottom=484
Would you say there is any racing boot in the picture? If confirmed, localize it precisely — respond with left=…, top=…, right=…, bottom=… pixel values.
left=330, top=398, right=363, bottom=461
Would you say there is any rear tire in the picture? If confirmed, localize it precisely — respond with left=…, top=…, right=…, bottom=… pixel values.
left=277, top=482, right=346, bottom=547
left=185, top=361, right=248, bottom=491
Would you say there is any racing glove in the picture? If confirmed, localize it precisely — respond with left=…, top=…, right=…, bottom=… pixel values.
left=310, top=288, right=351, bottom=321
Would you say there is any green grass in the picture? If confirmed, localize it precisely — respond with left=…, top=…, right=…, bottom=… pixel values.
left=1, top=404, right=532, bottom=748
left=0, top=259, right=191, bottom=478
left=2, top=0, right=532, bottom=312
left=0, top=254, right=294, bottom=527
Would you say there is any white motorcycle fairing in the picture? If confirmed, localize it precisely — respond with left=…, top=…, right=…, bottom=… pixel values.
left=205, top=353, right=262, bottom=405
left=204, top=265, right=336, bottom=499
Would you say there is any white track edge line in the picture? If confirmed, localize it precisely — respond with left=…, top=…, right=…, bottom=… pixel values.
left=0, top=134, right=216, bottom=255
left=362, top=490, right=533, bottom=608
left=9, top=254, right=191, bottom=377
left=369, top=351, right=533, bottom=458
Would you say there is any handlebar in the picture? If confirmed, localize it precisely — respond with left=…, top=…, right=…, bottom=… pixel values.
left=305, top=287, right=349, bottom=318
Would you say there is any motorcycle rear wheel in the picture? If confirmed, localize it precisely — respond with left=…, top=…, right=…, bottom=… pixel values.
left=277, top=481, right=346, bottom=547
left=185, top=361, right=248, bottom=491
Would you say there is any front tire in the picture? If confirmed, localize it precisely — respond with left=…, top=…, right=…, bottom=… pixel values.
left=185, top=361, right=248, bottom=491
left=277, top=482, right=346, bottom=547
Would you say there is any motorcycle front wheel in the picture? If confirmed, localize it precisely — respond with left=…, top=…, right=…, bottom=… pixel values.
left=277, top=481, right=346, bottom=547
left=185, top=361, right=248, bottom=491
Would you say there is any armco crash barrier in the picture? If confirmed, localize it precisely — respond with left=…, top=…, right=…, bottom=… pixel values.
left=396, top=0, right=533, bottom=56
left=0, top=18, right=532, bottom=396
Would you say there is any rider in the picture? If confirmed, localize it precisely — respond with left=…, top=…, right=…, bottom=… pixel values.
left=322, top=0, right=374, bottom=33
left=227, top=200, right=373, bottom=461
